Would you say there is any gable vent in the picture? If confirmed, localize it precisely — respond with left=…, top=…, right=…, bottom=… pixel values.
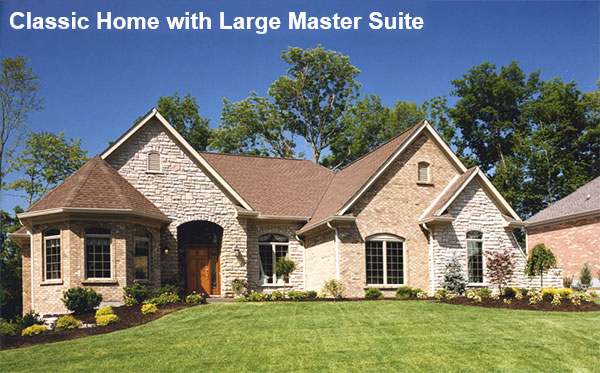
left=418, top=162, right=429, bottom=182
left=147, top=152, right=161, bottom=172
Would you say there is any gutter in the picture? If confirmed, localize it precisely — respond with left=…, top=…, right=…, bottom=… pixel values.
left=326, top=222, right=340, bottom=281
left=421, top=223, right=434, bottom=296
left=525, top=209, right=600, bottom=229
left=296, top=215, right=356, bottom=236
left=18, top=207, right=173, bottom=223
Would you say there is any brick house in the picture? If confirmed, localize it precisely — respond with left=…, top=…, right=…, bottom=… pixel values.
left=526, top=177, right=600, bottom=288
left=10, top=109, right=562, bottom=315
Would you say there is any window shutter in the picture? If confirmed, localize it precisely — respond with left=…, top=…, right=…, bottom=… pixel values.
left=148, top=152, right=161, bottom=172
left=418, top=162, right=429, bottom=182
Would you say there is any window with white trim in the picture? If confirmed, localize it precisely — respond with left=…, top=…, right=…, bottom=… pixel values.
left=147, top=152, right=161, bottom=172
left=418, top=162, right=430, bottom=182
left=44, top=229, right=61, bottom=280
left=259, top=234, right=288, bottom=285
left=366, top=234, right=405, bottom=285
left=467, top=231, right=483, bottom=283
left=85, top=228, right=111, bottom=279
left=134, top=230, right=151, bottom=280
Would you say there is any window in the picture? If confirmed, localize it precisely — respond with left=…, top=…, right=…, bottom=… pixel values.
left=366, top=234, right=405, bottom=285
left=466, top=231, right=483, bottom=283
left=147, top=152, right=161, bottom=172
left=44, top=229, right=61, bottom=280
left=418, top=162, right=430, bottom=182
left=258, top=234, right=289, bottom=285
left=134, top=230, right=151, bottom=280
left=85, top=228, right=111, bottom=279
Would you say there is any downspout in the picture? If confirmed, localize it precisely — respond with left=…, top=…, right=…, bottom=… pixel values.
left=29, top=232, right=34, bottom=311
left=326, top=222, right=340, bottom=281
left=421, top=223, right=434, bottom=296
left=295, top=234, right=306, bottom=291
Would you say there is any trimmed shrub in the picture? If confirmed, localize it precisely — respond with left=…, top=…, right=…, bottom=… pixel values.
left=152, top=284, right=181, bottom=298
left=21, top=324, right=47, bottom=337
left=21, top=310, right=44, bottom=328
left=185, top=293, right=205, bottom=304
left=271, top=291, right=284, bottom=301
left=306, top=290, right=318, bottom=299
left=55, top=315, right=81, bottom=330
left=365, top=288, right=383, bottom=300
left=96, top=314, right=120, bottom=326
left=95, top=306, right=115, bottom=317
left=141, top=304, right=158, bottom=314
left=62, top=287, right=102, bottom=314
left=1, top=319, right=23, bottom=336
left=322, top=279, right=345, bottom=299
left=147, top=293, right=181, bottom=306
left=502, top=287, right=517, bottom=298
left=123, top=283, right=148, bottom=304
left=288, top=291, right=307, bottom=301
left=396, top=286, right=414, bottom=299
left=124, top=296, right=138, bottom=307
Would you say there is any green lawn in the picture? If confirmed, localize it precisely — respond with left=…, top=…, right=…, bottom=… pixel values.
left=2, top=301, right=599, bottom=372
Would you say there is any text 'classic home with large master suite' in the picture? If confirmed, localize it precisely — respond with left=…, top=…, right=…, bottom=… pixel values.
left=10, top=109, right=562, bottom=315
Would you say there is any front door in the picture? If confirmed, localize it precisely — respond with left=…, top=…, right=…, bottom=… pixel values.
left=186, top=246, right=220, bottom=295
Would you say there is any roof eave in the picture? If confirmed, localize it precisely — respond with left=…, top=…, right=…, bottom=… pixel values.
left=418, top=216, right=455, bottom=224
left=296, top=216, right=356, bottom=235
left=18, top=207, right=173, bottom=223
left=526, top=209, right=600, bottom=229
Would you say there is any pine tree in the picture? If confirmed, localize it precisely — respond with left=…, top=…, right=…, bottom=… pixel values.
left=442, top=256, right=467, bottom=294
left=579, top=262, right=592, bottom=288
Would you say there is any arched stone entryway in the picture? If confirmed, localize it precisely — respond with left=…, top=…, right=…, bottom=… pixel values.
left=177, top=221, right=223, bottom=296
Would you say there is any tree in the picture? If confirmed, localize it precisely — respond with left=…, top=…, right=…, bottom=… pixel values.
left=7, top=131, right=88, bottom=206
left=441, top=256, right=467, bottom=294
left=524, top=243, right=556, bottom=288
left=1, top=206, right=24, bottom=319
left=0, top=56, right=43, bottom=190
left=485, top=250, right=515, bottom=294
left=275, top=257, right=296, bottom=298
left=210, top=93, right=297, bottom=158
left=579, top=262, right=592, bottom=288
left=153, top=93, right=211, bottom=151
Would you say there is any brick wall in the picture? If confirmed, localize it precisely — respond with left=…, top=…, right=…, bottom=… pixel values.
left=527, top=215, right=599, bottom=282
left=304, top=230, right=336, bottom=292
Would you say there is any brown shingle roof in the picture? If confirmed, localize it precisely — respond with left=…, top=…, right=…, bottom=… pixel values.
left=420, top=167, right=478, bottom=221
left=526, top=176, right=600, bottom=224
left=25, top=156, right=167, bottom=220
left=200, top=153, right=334, bottom=217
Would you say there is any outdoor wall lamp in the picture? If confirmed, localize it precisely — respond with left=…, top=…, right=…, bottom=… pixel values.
left=234, top=248, right=241, bottom=256
left=163, top=247, right=169, bottom=255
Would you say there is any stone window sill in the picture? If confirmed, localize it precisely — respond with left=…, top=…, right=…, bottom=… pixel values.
left=417, top=182, right=434, bottom=186
left=82, top=279, right=119, bottom=285
left=468, top=283, right=489, bottom=287
left=364, top=285, right=406, bottom=289
left=260, top=284, right=286, bottom=287
left=40, top=280, right=63, bottom=286
left=145, top=170, right=163, bottom=174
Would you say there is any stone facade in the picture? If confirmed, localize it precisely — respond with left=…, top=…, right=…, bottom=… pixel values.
left=527, top=215, right=599, bottom=284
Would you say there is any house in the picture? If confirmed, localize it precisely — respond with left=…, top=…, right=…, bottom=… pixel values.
left=526, top=177, right=600, bottom=288
left=10, top=109, right=562, bottom=315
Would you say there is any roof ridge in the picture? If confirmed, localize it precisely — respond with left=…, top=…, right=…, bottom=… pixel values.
left=99, top=159, right=134, bottom=210
left=199, top=151, right=308, bottom=162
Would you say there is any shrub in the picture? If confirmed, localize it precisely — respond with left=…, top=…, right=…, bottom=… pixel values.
left=124, top=296, right=138, bottom=307
left=441, top=256, right=467, bottom=294
left=503, top=298, right=512, bottom=305
left=1, top=319, right=23, bottom=336
left=21, top=324, right=47, bottom=337
left=572, top=282, right=588, bottom=292
left=465, top=290, right=482, bottom=303
left=123, top=283, right=148, bottom=304
left=62, top=287, right=103, bottom=314
left=551, top=294, right=562, bottom=307
left=416, top=291, right=428, bottom=299
left=288, top=291, right=307, bottom=301
left=55, top=315, right=81, bottom=330
left=515, top=289, right=523, bottom=300
left=490, top=293, right=500, bottom=300
left=518, top=288, right=529, bottom=296
left=524, top=244, right=556, bottom=288
left=152, top=284, right=181, bottom=298
left=270, top=291, right=284, bottom=301
left=396, top=286, right=414, bottom=299
left=96, top=314, right=120, bottom=326
left=541, top=288, right=561, bottom=300
left=95, top=306, right=115, bottom=317
left=231, top=279, right=248, bottom=297
left=579, top=262, right=593, bottom=288
left=147, top=293, right=181, bottom=306
left=322, top=279, right=345, bottom=299
left=411, top=288, right=424, bottom=297
left=528, top=289, right=543, bottom=305
left=434, top=289, right=448, bottom=300
left=21, top=310, right=44, bottom=328
left=306, top=290, right=317, bottom=299
left=562, top=277, right=573, bottom=289
left=365, top=288, right=383, bottom=299
left=502, top=287, right=517, bottom=298
left=485, top=251, right=516, bottom=294
left=247, top=292, right=268, bottom=302
left=141, top=304, right=158, bottom=314
left=589, top=291, right=599, bottom=299
left=185, top=293, right=205, bottom=304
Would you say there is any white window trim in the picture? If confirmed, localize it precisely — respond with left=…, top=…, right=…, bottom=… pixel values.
left=84, top=232, right=115, bottom=281
left=146, top=152, right=162, bottom=173
left=466, top=232, right=485, bottom=285
left=259, top=240, right=289, bottom=286
left=366, top=235, right=407, bottom=287
left=417, top=161, right=431, bottom=183
left=43, top=233, right=61, bottom=282
left=134, top=233, right=151, bottom=281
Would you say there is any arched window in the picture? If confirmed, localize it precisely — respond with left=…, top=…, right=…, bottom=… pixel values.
left=134, top=230, right=151, bottom=280
left=418, top=162, right=430, bottom=182
left=85, top=228, right=111, bottom=279
left=44, top=229, right=61, bottom=280
left=147, top=152, right=161, bottom=172
left=365, top=234, right=405, bottom=285
left=258, top=234, right=289, bottom=285
left=466, top=231, right=483, bottom=283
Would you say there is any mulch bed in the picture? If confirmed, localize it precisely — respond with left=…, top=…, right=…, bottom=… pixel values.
left=1, top=303, right=199, bottom=351
left=439, top=296, right=600, bottom=312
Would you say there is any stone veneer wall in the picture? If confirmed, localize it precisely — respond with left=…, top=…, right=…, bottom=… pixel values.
left=304, top=230, right=336, bottom=292
left=527, top=215, right=599, bottom=283
left=432, top=180, right=562, bottom=292
left=105, top=118, right=248, bottom=296
left=246, top=222, right=305, bottom=293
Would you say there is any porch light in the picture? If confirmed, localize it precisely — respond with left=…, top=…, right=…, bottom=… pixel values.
left=234, top=248, right=241, bottom=256
left=163, top=247, right=169, bottom=255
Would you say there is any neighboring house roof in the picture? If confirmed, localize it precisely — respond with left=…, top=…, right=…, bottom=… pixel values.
left=200, top=152, right=334, bottom=218
left=526, top=176, right=600, bottom=227
left=18, top=156, right=170, bottom=222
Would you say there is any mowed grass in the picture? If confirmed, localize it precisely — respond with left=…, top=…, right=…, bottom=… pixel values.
left=2, top=301, right=599, bottom=372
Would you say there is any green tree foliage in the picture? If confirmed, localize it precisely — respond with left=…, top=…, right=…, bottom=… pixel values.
left=0, top=206, right=24, bottom=319
left=155, top=93, right=211, bottom=151
left=578, top=262, right=593, bottom=288
left=0, top=56, right=43, bottom=190
left=524, top=243, right=557, bottom=288
left=441, top=256, right=467, bottom=294
left=7, top=131, right=88, bottom=206
left=275, top=257, right=296, bottom=297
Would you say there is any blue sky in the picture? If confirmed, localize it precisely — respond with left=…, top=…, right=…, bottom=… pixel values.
left=1, top=0, right=598, bottom=211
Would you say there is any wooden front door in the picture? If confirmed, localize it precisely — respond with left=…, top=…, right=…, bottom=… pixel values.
left=186, top=246, right=220, bottom=295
